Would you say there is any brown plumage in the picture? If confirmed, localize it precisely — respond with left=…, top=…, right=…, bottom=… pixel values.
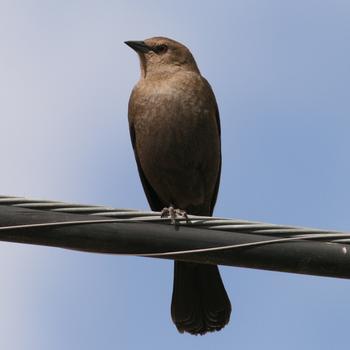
left=125, top=36, right=231, bottom=335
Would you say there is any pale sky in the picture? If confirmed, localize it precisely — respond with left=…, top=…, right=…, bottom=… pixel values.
left=1, top=1, right=350, bottom=349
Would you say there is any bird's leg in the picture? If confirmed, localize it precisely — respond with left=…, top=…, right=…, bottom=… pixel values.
left=161, top=206, right=189, bottom=225
left=175, top=209, right=189, bottom=223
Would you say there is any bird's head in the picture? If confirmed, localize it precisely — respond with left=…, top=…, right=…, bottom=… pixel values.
left=125, top=37, right=200, bottom=78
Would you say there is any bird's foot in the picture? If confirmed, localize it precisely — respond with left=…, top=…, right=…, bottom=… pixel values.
left=161, top=206, right=189, bottom=225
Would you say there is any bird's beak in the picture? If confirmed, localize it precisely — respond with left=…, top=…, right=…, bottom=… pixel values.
left=124, top=41, right=151, bottom=53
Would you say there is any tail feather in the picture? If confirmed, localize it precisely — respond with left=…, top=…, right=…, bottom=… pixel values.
left=171, top=261, right=231, bottom=335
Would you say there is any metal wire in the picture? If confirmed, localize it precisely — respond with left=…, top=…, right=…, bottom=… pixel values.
left=0, top=194, right=348, bottom=244
left=1, top=218, right=350, bottom=257
left=2, top=194, right=350, bottom=279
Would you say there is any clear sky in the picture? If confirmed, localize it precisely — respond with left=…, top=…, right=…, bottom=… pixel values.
left=1, top=0, right=350, bottom=349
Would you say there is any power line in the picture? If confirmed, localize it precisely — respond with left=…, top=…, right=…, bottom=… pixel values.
left=0, top=195, right=349, bottom=278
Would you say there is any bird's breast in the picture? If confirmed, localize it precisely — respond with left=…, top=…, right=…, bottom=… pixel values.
left=134, top=85, right=215, bottom=164
left=129, top=74, right=220, bottom=211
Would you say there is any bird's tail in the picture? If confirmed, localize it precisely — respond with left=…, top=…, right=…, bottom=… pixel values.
left=171, top=261, right=231, bottom=335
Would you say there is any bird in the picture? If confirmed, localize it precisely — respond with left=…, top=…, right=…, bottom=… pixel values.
left=125, top=36, right=231, bottom=335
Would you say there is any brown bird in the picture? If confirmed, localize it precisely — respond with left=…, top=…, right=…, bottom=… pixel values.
left=125, top=37, right=231, bottom=335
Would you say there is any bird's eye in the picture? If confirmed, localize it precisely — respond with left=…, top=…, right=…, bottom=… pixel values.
left=153, top=44, right=168, bottom=54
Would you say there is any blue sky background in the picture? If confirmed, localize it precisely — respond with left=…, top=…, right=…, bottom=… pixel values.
left=1, top=0, right=350, bottom=349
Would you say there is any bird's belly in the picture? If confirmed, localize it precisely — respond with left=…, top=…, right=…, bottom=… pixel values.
left=134, top=110, right=220, bottom=212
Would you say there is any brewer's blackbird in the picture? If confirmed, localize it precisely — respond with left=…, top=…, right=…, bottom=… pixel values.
left=125, top=37, right=231, bottom=335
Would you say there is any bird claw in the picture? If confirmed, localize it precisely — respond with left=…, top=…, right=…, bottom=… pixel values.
left=161, top=206, right=189, bottom=225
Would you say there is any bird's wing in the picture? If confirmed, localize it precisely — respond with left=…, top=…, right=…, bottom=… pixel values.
left=200, top=77, right=222, bottom=215
left=129, top=123, right=165, bottom=211
left=209, top=102, right=221, bottom=215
